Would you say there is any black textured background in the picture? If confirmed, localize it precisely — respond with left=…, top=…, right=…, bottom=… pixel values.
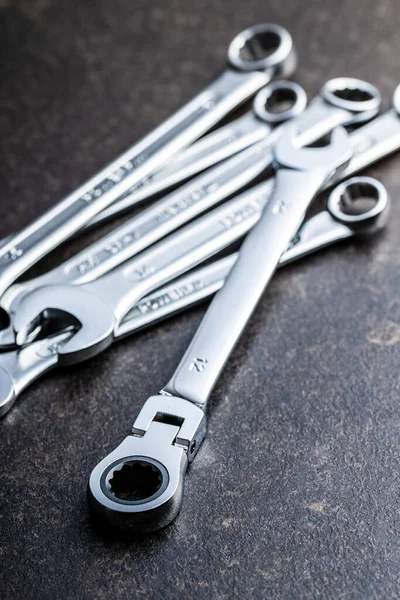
left=1, top=1, right=400, bottom=599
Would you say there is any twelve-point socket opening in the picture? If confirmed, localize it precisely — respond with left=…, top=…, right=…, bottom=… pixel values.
left=254, top=82, right=307, bottom=125
left=264, top=86, right=299, bottom=115
left=228, top=25, right=293, bottom=73
left=332, top=86, right=375, bottom=104
left=321, top=78, right=381, bottom=118
left=338, top=180, right=380, bottom=216
left=102, top=457, right=168, bottom=505
left=328, top=177, right=388, bottom=229
left=237, top=29, right=282, bottom=63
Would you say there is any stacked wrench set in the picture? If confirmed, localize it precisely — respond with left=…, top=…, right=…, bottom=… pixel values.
left=1, top=23, right=400, bottom=533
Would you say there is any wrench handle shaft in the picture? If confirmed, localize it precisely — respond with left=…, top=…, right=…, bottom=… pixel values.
left=117, top=210, right=354, bottom=336
left=88, top=181, right=275, bottom=324
left=88, top=112, right=270, bottom=228
left=163, top=169, right=326, bottom=406
left=0, top=69, right=269, bottom=297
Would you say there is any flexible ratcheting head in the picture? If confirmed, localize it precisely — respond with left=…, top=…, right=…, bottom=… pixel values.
left=88, top=395, right=206, bottom=533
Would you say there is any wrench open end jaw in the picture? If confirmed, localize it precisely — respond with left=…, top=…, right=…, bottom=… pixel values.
left=13, top=285, right=115, bottom=365
left=275, top=124, right=352, bottom=173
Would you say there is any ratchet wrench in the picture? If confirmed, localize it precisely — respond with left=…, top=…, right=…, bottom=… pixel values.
left=0, top=78, right=381, bottom=348
left=0, top=24, right=296, bottom=299
left=0, top=177, right=389, bottom=417
left=87, top=124, right=354, bottom=532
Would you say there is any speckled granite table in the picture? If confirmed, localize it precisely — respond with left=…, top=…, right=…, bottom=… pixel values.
left=1, top=1, right=400, bottom=598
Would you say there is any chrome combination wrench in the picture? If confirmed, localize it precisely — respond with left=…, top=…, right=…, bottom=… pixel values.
left=0, top=10, right=399, bottom=543
left=0, top=78, right=382, bottom=348
left=87, top=124, right=354, bottom=531
left=0, top=177, right=389, bottom=417
left=0, top=24, right=296, bottom=299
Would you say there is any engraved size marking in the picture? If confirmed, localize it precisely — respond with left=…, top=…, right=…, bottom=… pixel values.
left=72, top=232, right=139, bottom=277
left=36, top=340, right=63, bottom=359
left=135, top=279, right=206, bottom=315
left=103, top=232, right=138, bottom=256
left=77, top=255, right=101, bottom=276
left=134, top=264, right=156, bottom=279
left=272, top=197, right=290, bottom=215
left=219, top=194, right=266, bottom=230
left=189, top=357, right=208, bottom=372
left=154, top=182, right=220, bottom=225
left=1, top=246, right=23, bottom=263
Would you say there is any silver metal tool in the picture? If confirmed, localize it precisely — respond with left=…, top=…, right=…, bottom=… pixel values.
left=0, top=177, right=388, bottom=418
left=162, top=127, right=352, bottom=403
left=0, top=24, right=296, bottom=299
left=0, top=78, right=381, bottom=348
left=0, top=81, right=307, bottom=349
left=87, top=77, right=381, bottom=227
left=9, top=183, right=294, bottom=363
left=87, top=125, right=354, bottom=532
left=331, top=83, right=400, bottom=181
left=88, top=81, right=307, bottom=225
left=119, top=176, right=389, bottom=334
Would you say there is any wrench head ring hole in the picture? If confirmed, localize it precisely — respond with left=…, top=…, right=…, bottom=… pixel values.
left=228, top=24, right=293, bottom=72
left=328, top=177, right=387, bottom=225
left=101, top=457, right=169, bottom=505
left=321, top=78, right=381, bottom=117
left=17, top=308, right=81, bottom=346
left=254, top=81, right=307, bottom=124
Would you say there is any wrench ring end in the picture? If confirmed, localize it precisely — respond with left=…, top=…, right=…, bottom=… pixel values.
left=321, top=77, right=381, bottom=124
left=88, top=432, right=187, bottom=533
left=253, top=80, right=307, bottom=124
left=228, top=24, right=296, bottom=78
left=328, top=176, right=389, bottom=234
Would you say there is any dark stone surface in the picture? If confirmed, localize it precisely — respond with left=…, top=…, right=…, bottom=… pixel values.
left=1, top=1, right=400, bottom=598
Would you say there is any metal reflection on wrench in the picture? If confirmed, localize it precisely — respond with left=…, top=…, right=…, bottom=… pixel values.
left=88, top=80, right=307, bottom=225
left=0, top=81, right=307, bottom=343
left=0, top=177, right=389, bottom=418
left=87, top=124, right=354, bottom=532
left=0, top=24, right=296, bottom=299
left=87, top=77, right=382, bottom=227
left=0, top=77, right=381, bottom=348
left=121, top=176, right=388, bottom=333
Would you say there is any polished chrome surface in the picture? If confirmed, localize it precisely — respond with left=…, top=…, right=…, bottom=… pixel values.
left=0, top=77, right=382, bottom=350
left=117, top=176, right=389, bottom=335
left=89, top=80, right=307, bottom=227
left=88, top=125, right=354, bottom=531
left=10, top=183, right=278, bottom=363
left=0, top=176, right=388, bottom=418
left=163, top=125, right=353, bottom=406
left=0, top=24, right=296, bottom=299
left=86, top=76, right=381, bottom=225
